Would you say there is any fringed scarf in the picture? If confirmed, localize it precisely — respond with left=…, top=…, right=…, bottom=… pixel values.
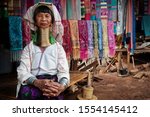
left=78, top=20, right=88, bottom=60
left=62, top=20, right=72, bottom=59
left=9, top=16, right=23, bottom=62
left=87, top=20, right=94, bottom=59
left=69, top=20, right=80, bottom=60
left=93, top=21, right=99, bottom=58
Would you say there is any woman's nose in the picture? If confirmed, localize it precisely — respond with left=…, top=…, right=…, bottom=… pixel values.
left=41, top=16, right=46, bottom=20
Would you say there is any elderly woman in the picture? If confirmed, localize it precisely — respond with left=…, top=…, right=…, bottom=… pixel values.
left=16, top=2, right=70, bottom=100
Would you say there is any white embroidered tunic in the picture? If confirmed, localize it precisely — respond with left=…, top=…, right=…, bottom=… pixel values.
left=16, top=41, right=70, bottom=96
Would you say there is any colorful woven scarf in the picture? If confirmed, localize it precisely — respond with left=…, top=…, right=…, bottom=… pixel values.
left=93, top=21, right=99, bottom=58
left=97, top=20, right=103, bottom=59
left=108, top=20, right=115, bottom=57
left=78, top=20, right=88, bottom=60
left=62, top=20, right=72, bottom=59
left=22, top=20, right=31, bottom=45
left=69, top=20, right=80, bottom=60
left=8, top=16, right=23, bottom=51
left=87, top=20, right=94, bottom=59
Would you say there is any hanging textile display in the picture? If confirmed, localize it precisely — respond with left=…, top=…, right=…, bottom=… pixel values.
left=93, top=21, right=99, bottom=58
left=69, top=20, right=80, bottom=60
left=87, top=20, right=94, bottom=59
left=78, top=20, right=88, bottom=60
left=62, top=20, right=72, bottom=59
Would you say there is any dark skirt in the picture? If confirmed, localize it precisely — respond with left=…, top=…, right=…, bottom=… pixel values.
left=17, top=75, right=64, bottom=100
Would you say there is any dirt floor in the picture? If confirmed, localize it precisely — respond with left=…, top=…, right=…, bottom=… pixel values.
left=0, top=53, right=150, bottom=100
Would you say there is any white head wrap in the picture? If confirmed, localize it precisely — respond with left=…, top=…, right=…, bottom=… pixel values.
left=23, top=2, right=63, bottom=44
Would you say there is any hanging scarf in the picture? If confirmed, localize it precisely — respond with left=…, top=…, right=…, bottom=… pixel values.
left=62, top=20, right=72, bottom=59
left=69, top=20, right=80, bottom=60
left=93, top=21, right=99, bottom=58
left=97, top=20, right=103, bottom=59
left=87, top=20, right=94, bottom=59
left=9, top=16, right=23, bottom=51
left=108, top=20, right=116, bottom=57
left=78, top=20, right=88, bottom=60
left=22, top=19, right=31, bottom=45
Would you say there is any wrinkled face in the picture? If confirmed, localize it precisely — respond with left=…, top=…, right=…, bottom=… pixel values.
left=35, top=12, right=52, bottom=29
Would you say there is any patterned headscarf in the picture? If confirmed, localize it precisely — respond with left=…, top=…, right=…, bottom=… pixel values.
left=23, top=2, right=64, bottom=44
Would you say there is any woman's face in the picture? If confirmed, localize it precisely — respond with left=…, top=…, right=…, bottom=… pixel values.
left=35, top=12, right=52, bottom=29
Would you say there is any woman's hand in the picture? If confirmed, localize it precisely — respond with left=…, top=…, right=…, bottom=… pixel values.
left=42, top=81, right=65, bottom=97
left=33, top=79, right=51, bottom=91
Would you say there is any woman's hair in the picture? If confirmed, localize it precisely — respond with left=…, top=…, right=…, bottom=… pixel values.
left=33, top=5, right=55, bottom=24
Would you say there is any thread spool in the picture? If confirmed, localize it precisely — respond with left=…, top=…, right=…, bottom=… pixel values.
left=82, top=86, right=94, bottom=99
